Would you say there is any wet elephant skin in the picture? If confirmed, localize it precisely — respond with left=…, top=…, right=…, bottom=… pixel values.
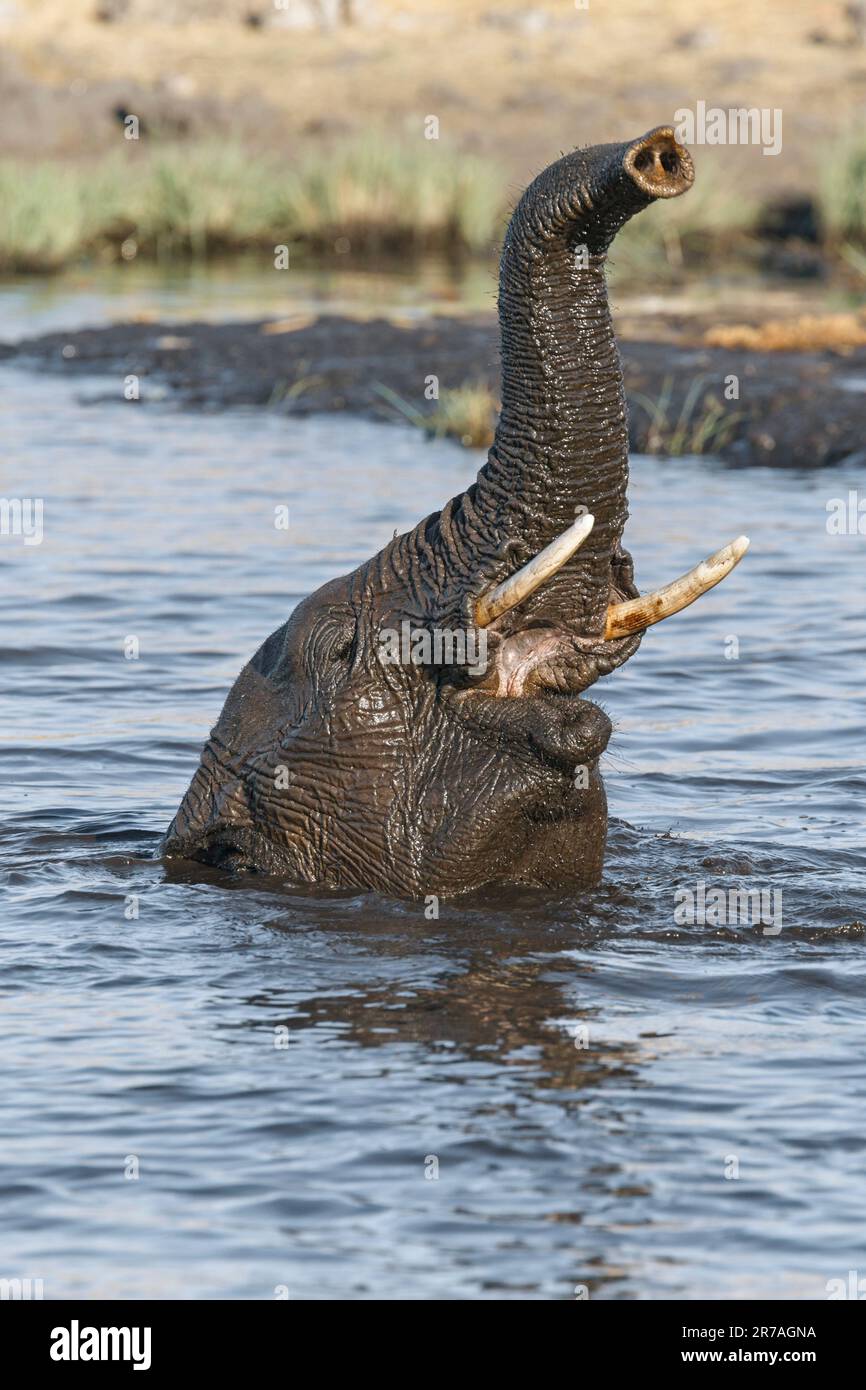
left=163, top=127, right=695, bottom=897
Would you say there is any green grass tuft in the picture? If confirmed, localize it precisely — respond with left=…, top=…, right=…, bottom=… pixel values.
left=630, top=375, right=741, bottom=457
left=818, top=138, right=866, bottom=248
left=0, top=137, right=857, bottom=279
left=0, top=138, right=508, bottom=274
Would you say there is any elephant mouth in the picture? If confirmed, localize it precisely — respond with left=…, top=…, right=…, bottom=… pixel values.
left=463, top=516, right=750, bottom=702
left=471, top=622, right=642, bottom=700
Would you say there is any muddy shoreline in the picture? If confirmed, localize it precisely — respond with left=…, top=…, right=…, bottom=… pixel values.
left=4, top=312, right=864, bottom=468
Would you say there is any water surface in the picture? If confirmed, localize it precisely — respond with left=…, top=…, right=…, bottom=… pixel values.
left=1, top=292, right=865, bottom=1300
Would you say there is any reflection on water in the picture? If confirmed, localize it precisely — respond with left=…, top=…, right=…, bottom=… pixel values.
left=1, top=316, right=865, bottom=1298
left=0, top=255, right=498, bottom=343
left=1, top=252, right=844, bottom=347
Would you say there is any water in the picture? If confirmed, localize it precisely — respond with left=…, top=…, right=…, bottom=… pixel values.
left=1, top=279, right=865, bottom=1301
left=0, top=256, right=496, bottom=341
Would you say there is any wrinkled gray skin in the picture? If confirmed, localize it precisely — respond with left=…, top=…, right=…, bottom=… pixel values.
left=164, top=127, right=695, bottom=897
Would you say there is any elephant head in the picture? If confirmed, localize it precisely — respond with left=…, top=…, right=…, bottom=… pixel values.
left=163, top=126, right=748, bottom=897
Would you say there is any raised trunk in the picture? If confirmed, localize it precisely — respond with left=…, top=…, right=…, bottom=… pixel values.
left=480, top=246, right=626, bottom=635
left=424, top=128, right=693, bottom=636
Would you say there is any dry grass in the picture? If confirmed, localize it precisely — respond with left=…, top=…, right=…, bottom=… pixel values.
left=2, top=1, right=861, bottom=195
left=1, top=0, right=863, bottom=276
left=705, top=313, right=866, bottom=353
left=428, top=384, right=498, bottom=448
left=371, top=380, right=498, bottom=448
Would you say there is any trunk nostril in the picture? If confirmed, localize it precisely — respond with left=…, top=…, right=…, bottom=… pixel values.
left=624, top=126, right=694, bottom=200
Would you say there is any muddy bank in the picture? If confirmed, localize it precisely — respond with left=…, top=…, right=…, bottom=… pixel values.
left=4, top=312, right=865, bottom=468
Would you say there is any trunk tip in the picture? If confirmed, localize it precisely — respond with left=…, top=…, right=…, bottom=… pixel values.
left=624, top=127, right=695, bottom=200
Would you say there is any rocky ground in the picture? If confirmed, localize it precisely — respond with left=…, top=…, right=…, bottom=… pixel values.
left=5, top=310, right=864, bottom=468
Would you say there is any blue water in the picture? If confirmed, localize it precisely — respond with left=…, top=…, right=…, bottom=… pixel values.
left=1, top=291, right=865, bottom=1299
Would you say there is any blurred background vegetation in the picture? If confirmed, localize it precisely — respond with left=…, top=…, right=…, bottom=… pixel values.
left=0, top=0, right=865, bottom=282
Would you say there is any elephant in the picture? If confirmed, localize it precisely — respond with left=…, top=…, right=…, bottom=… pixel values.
left=163, top=125, right=748, bottom=898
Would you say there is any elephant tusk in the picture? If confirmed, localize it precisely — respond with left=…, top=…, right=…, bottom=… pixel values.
left=475, top=513, right=596, bottom=628
left=604, top=535, right=750, bottom=639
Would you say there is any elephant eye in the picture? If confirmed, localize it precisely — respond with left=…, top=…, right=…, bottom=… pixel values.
left=322, top=618, right=356, bottom=665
